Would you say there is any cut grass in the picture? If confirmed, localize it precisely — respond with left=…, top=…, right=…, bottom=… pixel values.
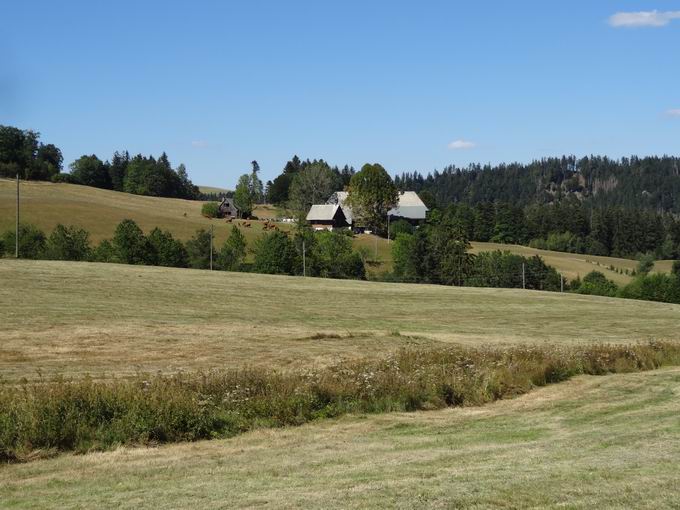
left=1, top=259, right=679, bottom=382
left=3, top=367, right=680, bottom=508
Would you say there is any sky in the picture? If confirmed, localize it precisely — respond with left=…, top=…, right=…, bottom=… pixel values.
left=2, top=1, right=680, bottom=187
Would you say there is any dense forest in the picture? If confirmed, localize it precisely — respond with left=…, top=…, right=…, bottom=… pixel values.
left=395, top=155, right=680, bottom=213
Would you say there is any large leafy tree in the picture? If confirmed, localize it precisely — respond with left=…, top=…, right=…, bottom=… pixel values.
left=0, top=125, right=62, bottom=180
left=347, top=163, right=398, bottom=233
left=288, top=161, right=336, bottom=218
left=267, top=155, right=301, bottom=205
left=70, top=155, right=111, bottom=189
left=112, top=219, right=154, bottom=265
left=252, top=231, right=298, bottom=274
left=45, top=224, right=91, bottom=261
left=233, top=174, right=254, bottom=217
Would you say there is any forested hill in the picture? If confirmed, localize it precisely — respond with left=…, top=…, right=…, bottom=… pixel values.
left=396, top=156, right=680, bottom=213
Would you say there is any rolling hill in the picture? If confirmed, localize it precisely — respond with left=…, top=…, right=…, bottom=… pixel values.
left=0, top=178, right=673, bottom=282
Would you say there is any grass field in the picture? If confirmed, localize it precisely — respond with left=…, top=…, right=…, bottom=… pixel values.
left=1, top=178, right=673, bottom=282
left=2, top=259, right=679, bottom=382
left=197, top=185, right=230, bottom=195
left=3, top=367, right=680, bottom=508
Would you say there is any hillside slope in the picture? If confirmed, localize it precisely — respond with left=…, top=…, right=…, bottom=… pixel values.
left=0, top=178, right=672, bottom=282
left=2, top=259, right=679, bottom=381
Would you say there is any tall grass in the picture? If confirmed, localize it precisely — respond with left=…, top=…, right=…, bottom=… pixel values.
left=2, top=341, right=680, bottom=463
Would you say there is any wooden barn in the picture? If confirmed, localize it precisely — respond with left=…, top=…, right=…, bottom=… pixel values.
left=218, top=197, right=240, bottom=218
left=305, top=204, right=348, bottom=230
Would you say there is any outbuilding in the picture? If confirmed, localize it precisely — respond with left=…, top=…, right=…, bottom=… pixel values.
left=219, top=197, right=240, bottom=218
left=305, top=204, right=348, bottom=230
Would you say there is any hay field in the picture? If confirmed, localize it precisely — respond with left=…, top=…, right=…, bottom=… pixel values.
left=2, top=259, right=679, bottom=382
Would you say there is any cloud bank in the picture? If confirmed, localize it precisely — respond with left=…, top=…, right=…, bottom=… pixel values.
left=608, top=10, right=680, bottom=27
left=666, top=109, right=680, bottom=117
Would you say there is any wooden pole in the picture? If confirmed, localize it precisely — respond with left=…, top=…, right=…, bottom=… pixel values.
left=15, top=173, right=19, bottom=258
left=209, top=224, right=214, bottom=270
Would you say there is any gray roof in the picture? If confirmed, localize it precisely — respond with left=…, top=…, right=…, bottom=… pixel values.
left=388, top=191, right=428, bottom=220
left=326, top=190, right=427, bottom=223
left=306, top=204, right=340, bottom=221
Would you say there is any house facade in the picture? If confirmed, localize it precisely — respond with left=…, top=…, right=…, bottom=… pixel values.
left=219, top=197, right=240, bottom=218
left=305, top=204, right=348, bottom=230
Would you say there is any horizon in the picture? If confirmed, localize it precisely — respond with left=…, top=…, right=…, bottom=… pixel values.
left=3, top=1, right=680, bottom=188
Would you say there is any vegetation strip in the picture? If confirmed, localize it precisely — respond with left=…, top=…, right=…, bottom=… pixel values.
left=2, top=341, right=679, bottom=463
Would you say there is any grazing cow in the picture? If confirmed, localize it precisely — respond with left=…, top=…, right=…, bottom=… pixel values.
left=226, top=217, right=233, bottom=223
left=244, top=221, right=251, bottom=228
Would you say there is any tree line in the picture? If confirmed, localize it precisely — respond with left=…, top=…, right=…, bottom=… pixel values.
left=1, top=125, right=199, bottom=199
left=395, top=155, right=680, bottom=213
left=0, top=221, right=366, bottom=280
left=422, top=199, right=680, bottom=260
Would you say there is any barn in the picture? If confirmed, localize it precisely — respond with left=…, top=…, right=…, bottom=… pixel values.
left=218, top=197, right=240, bottom=218
left=305, top=204, right=348, bottom=230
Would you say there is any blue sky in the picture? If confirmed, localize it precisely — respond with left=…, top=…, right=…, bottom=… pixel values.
left=2, top=1, right=679, bottom=187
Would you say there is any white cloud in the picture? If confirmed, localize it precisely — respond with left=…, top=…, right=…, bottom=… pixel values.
left=191, top=140, right=209, bottom=148
left=608, top=10, right=680, bottom=27
left=666, top=109, right=680, bottom=117
left=448, top=139, right=476, bottom=150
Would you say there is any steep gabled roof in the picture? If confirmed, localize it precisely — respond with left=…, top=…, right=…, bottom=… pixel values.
left=306, top=204, right=340, bottom=221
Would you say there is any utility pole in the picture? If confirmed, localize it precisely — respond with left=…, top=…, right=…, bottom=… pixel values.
left=302, top=239, right=306, bottom=277
left=15, top=173, right=19, bottom=258
left=374, top=230, right=378, bottom=259
left=387, top=214, right=390, bottom=244
left=522, top=263, right=526, bottom=290
left=209, top=224, right=214, bottom=270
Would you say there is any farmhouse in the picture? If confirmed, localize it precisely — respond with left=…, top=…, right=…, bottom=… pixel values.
left=305, top=204, right=348, bottom=230
left=218, top=197, right=239, bottom=218
left=323, top=190, right=428, bottom=230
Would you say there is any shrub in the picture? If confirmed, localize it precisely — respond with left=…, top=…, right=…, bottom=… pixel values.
left=186, top=229, right=215, bottom=269
left=1, top=224, right=47, bottom=259
left=147, top=228, right=188, bottom=268
left=252, top=231, right=298, bottom=275
left=389, top=219, right=414, bottom=238
left=112, top=219, right=155, bottom=265
left=573, top=271, right=618, bottom=297
left=45, top=224, right=91, bottom=261
left=90, top=240, right=117, bottom=263
left=50, top=172, right=77, bottom=184
left=1, top=341, right=679, bottom=462
left=216, top=226, right=247, bottom=271
left=637, top=253, right=655, bottom=275
left=620, top=273, right=680, bottom=304
left=201, top=202, right=221, bottom=219
left=672, top=260, right=680, bottom=276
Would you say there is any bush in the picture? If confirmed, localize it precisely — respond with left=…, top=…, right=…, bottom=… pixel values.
left=112, top=219, right=155, bottom=265
left=637, top=253, right=655, bottom=275
left=673, top=260, right=680, bottom=276
left=2, top=341, right=679, bottom=462
left=147, top=228, right=188, bottom=268
left=389, top=219, right=414, bottom=238
left=216, top=226, right=246, bottom=271
left=1, top=224, right=47, bottom=259
left=201, top=202, right=222, bottom=219
left=50, top=172, right=77, bottom=184
left=90, top=240, right=117, bottom=263
left=186, top=229, right=215, bottom=269
left=620, top=273, right=680, bottom=304
left=573, top=271, right=618, bottom=297
left=252, top=231, right=298, bottom=275
left=45, top=224, right=91, bottom=261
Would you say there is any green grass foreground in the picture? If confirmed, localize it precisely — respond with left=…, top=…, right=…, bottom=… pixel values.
left=3, top=341, right=679, bottom=463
